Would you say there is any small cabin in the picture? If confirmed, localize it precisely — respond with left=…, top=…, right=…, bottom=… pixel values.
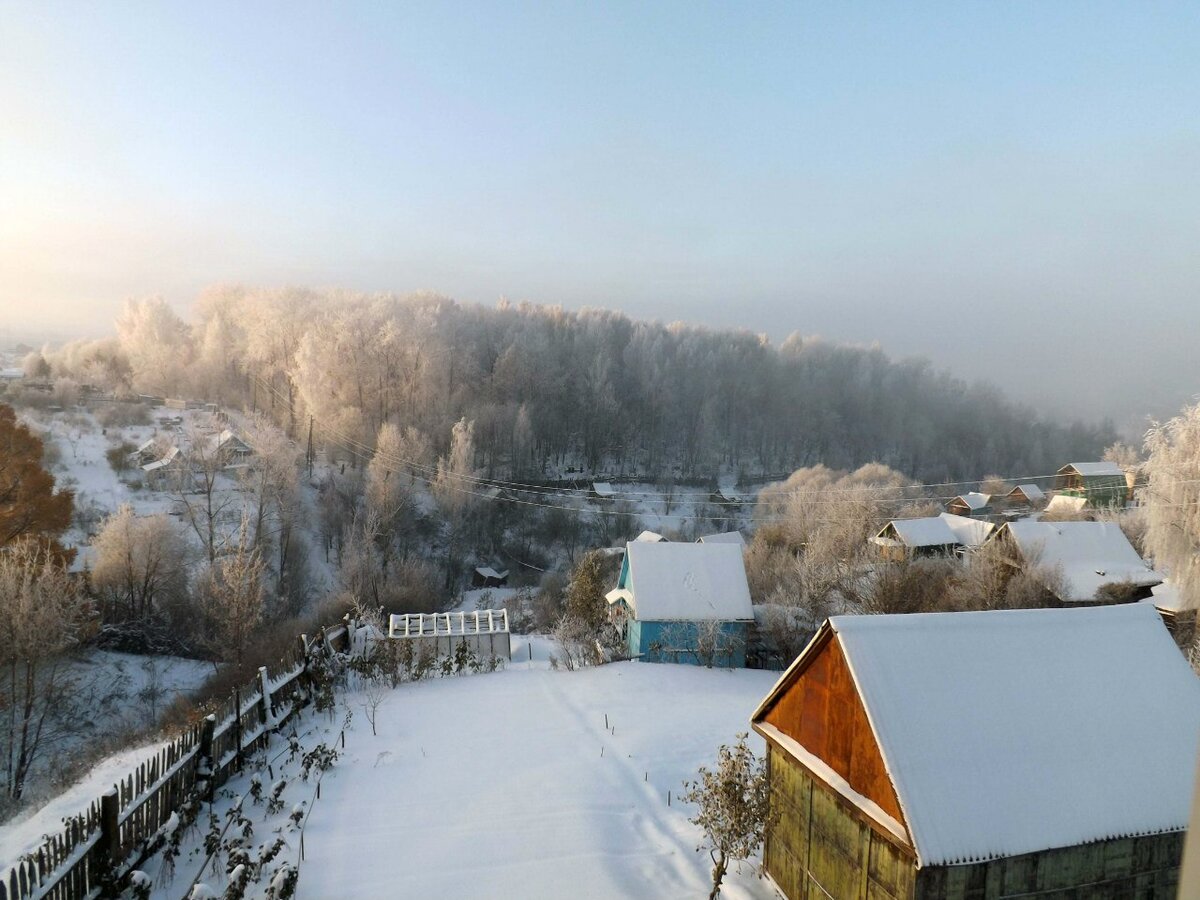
left=212, top=430, right=253, bottom=464
left=1004, top=483, right=1046, bottom=509
left=1055, top=462, right=1130, bottom=508
left=605, top=542, right=753, bottom=667
left=945, top=492, right=991, bottom=518
left=141, top=446, right=185, bottom=488
left=990, top=520, right=1163, bottom=604
left=752, top=604, right=1200, bottom=899
left=471, top=566, right=509, bottom=589
left=871, top=517, right=960, bottom=561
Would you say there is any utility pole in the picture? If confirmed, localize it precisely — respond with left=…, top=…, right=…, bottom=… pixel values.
left=307, top=415, right=314, bottom=477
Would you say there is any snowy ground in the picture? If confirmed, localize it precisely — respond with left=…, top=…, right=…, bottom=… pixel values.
left=107, top=637, right=780, bottom=900
left=0, top=649, right=212, bottom=862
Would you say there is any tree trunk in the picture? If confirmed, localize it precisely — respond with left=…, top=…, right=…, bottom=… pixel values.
left=708, top=851, right=728, bottom=900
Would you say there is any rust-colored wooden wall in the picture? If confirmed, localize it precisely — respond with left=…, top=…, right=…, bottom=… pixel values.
left=763, top=634, right=906, bottom=828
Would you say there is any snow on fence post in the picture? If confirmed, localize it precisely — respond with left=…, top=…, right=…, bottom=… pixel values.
left=199, top=715, right=216, bottom=802
left=257, top=666, right=271, bottom=726
left=100, top=787, right=120, bottom=872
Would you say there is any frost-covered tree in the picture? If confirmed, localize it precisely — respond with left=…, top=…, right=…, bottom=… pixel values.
left=91, top=504, right=190, bottom=626
left=115, top=297, right=194, bottom=396
left=1144, top=402, right=1200, bottom=611
left=0, top=540, right=95, bottom=801
left=199, top=523, right=266, bottom=667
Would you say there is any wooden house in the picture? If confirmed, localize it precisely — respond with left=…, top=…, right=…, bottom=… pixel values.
left=1003, top=483, right=1045, bottom=509
left=1054, top=462, right=1130, bottom=508
left=872, top=517, right=959, bottom=561
left=751, top=604, right=1200, bottom=899
left=141, top=445, right=185, bottom=488
left=471, top=566, right=509, bottom=589
left=212, top=429, right=253, bottom=465
left=605, top=542, right=753, bottom=666
left=944, top=492, right=991, bottom=518
left=990, top=520, right=1162, bottom=604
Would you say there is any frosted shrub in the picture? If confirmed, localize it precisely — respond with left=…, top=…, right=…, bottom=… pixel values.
left=682, top=734, right=775, bottom=900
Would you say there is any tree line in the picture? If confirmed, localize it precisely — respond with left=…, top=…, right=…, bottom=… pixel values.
left=23, top=288, right=1115, bottom=483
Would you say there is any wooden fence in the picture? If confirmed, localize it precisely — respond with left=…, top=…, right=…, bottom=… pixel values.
left=0, top=622, right=352, bottom=900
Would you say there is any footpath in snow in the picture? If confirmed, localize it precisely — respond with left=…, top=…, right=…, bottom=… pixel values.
left=299, top=635, right=778, bottom=900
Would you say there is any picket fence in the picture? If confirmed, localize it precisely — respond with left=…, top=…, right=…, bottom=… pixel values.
left=0, top=622, right=351, bottom=900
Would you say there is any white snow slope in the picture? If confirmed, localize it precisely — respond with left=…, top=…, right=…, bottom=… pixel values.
left=301, top=636, right=778, bottom=899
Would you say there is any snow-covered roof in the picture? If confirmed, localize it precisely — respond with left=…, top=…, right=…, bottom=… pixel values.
left=0, top=368, right=22, bottom=379
left=937, top=512, right=993, bottom=548
left=474, top=566, right=509, bottom=581
left=1045, top=494, right=1088, bottom=514
left=1061, top=461, right=1125, bottom=477
left=697, top=531, right=746, bottom=546
left=1008, top=484, right=1046, bottom=502
left=756, top=604, right=1200, bottom=867
left=633, top=530, right=667, bottom=543
left=1001, top=520, right=1163, bottom=601
left=135, top=438, right=157, bottom=454
left=950, top=491, right=990, bottom=510
left=712, top=487, right=742, bottom=502
left=877, top=517, right=959, bottom=548
left=611, top=542, right=753, bottom=622
left=213, top=430, right=251, bottom=454
left=141, top=446, right=181, bottom=473
left=1145, top=581, right=1185, bottom=613
left=591, top=482, right=615, bottom=497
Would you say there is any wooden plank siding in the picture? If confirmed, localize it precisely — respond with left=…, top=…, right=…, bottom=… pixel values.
left=761, top=633, right=906, bottom=828
left=764, top=744, right=916, bottom=900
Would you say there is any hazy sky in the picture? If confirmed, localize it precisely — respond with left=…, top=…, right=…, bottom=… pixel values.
left=2, top=2, right=1197, bottom=428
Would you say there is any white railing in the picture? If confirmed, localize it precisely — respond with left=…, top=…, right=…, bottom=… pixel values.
left=388, top=609, right=510, bottom=639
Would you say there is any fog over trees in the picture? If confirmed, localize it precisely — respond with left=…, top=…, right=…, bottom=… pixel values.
left=29, top=288, right=1114, bottom=484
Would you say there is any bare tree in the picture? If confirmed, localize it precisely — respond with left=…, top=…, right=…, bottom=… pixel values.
left=0, top=540, right=95, bottom=801
left=1144, top=403, right=1200, bottom=610
left=174, top=426, right=238, bottom=565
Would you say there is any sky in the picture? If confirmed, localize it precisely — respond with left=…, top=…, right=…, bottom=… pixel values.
left=1, top=2, right=1197, bottom=428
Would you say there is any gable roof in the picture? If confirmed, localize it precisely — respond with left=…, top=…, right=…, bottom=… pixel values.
left=937, top=512, right=993, bottom=547
left=1044, top=494, right=1088, bottom=514
left=1008, top=483, right=1045, bottom=502
left=1061, top=461, right=1124, bottom=478
left=697, top=530, right=746, bottom=546
left=949, top=491, right=990, bottom=511
left=753, top=604, right=1200, bottom=867
left=874, top=517, right=959, bottom=549
left=633, top=530, right=667, bottom=543
left=1000, top=520, right=1162, bottom=601
left=608, top=542, right=752, bottom=622
left=473, top=566, right=508, bottom=581
left=591, top=481, right=615, bottom=497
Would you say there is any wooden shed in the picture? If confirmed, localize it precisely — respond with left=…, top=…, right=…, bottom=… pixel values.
left=751, top=604, right=1200, bottom=899
left=1003, top=483, right=1045, bottom=509
left=471, top=566, right=509, bottom=588
left=944, top=492, right=991, bottom=518
left=1054, top=462, right=1130, bottom=508
left=870, top=517, right=961, bottom=561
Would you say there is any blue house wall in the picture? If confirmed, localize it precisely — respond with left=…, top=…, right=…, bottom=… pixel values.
left=627, top=619, right=749, bottom=667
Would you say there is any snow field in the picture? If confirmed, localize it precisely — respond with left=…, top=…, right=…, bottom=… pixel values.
left=299, top=636, right=779, bottom=899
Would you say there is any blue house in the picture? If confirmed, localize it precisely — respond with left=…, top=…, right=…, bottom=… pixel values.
left=605, top=542, right=754, bottom=667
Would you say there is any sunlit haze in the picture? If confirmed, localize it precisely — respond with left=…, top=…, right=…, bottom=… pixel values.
left=2, top=2, right=1197, bottom=426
